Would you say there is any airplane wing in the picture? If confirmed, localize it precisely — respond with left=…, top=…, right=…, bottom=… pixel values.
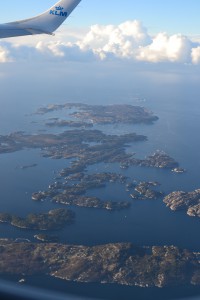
left=0, top=0, right=81, bottom=39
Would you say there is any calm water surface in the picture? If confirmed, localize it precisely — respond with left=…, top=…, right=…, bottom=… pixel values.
left=0, top=65, right=199, bottom=299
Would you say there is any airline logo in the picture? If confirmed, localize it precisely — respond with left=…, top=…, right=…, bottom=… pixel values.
left=49, top=6, right=68, bottom=17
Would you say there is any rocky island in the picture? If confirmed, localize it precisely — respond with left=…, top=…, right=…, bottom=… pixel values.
left=34, top=234, right=59, bottom=242
left=35, top=103, right=159, bottom=125
left=15, top=163, right=38, bottom=170
left=0, top=208, right=75, bottom=230
left=32, top=172, right=132, bottom=211
left=140, top=151, right=179, bottom=169
left=0, top=128, right=183, bottom=178
left=32, top=172, right=164, bottom=210
left=52, top=195, right=130, bottom=210
left=163, top=189, right=200, bottom=218
left=119, top=150, right=182, bottom=171
left=130, top=181, right=163, bottom=200
left=0, top=239, right=199, bottom=288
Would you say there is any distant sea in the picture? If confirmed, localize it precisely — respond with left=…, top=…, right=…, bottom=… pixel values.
left=0, top=62, right=199, bottom=299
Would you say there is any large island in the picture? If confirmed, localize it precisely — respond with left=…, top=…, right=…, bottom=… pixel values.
left=35, top=103, right=159, bottom=125
left=0, top=239, right=199, bottom=288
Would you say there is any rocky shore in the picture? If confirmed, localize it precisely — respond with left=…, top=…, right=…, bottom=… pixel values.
left=0, top=209, right=75, bottom=230
left=163, top=189, right=200, bottom=217
left=32, top=172, right=131, bottom=211
left=35, top=103, right=159, bottom=125
left=0, top=239, right=199, bottom=288
left=131, top=181, right=163, bottom=200
left=32, top=173, right=163, bottom=210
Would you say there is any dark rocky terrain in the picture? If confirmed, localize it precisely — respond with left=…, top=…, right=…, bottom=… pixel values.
left=164, top=189, right=200, bottom=218
left=0, top=240, right=199, bottom=288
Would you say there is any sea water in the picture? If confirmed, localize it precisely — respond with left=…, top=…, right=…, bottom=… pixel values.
left=0, top=62, right=199, bottom=299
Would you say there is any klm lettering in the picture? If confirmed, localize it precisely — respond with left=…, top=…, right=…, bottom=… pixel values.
left=50, top=10, right=68, bottom=17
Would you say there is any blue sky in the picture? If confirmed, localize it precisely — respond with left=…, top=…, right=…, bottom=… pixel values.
left=1, top=0, right=200, bottom=36
left=1, top=0, right=200, bottom=65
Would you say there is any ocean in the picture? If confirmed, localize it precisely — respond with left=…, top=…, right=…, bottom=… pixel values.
left=0, top=61, right=199, bottom=299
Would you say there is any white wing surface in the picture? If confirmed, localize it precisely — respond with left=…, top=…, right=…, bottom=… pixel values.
left=0, top=0, right=81, bottom=38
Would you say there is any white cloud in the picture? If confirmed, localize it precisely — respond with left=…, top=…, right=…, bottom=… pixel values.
left=0, top=44, right=12, bottom=62
left=77, top=21, right=151, bottom=59
left=191, top=46, right=200, bottom=64
left=137, top=33, right=192, bottom=63
left=1, top=20, right=200, bottom=64
left=36, top=40, right=96, bottom=61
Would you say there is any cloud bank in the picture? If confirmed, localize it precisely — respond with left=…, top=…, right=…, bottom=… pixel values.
left=1, top=20, right=200, bottom=64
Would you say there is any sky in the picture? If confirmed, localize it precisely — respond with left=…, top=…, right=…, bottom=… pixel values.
left=1, top=0, right=200, bottom=36
left=0, top=0, right=200, bottom=66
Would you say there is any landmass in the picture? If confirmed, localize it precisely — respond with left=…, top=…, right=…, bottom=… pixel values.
left=34, top=234, right=59, bottom=242
left=52, top=195, right=131, bottom=211
left=34, top=103, right=159, bottom=125
left=0, top=239, right=199, bottom=288
left=172, top=167, right=186, bottom=173
left=0, top=130, right=183, bottom=177
left=32, top=172, right=131, bottom=210
left=0, top=209, right=75, bottom=230
left=139, top=151, right=179, bottom=169
left=163, top=189, right=200, bottom=218
left=119, top=150, right=181, bottom=171
left=130, top=181, right=163, bottom=200
left=32, top=173, right=163, bottom=210
left=0, top=129, right=146, bottom=157
left=16, top=163, right=37, bottom=170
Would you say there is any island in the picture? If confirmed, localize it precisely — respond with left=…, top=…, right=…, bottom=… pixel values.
left=32, top=173, right=164, bottom=210
left=0, top=208, right=75, bottom=230
left=52, top=195, right=131, bottom=211
left=32, top=172, right=132, bottom=211
left=130, top=181, right=163, bottom=200
left=0, top=128, right=183, bottom=177
left=139, top=151, right=179, bottom=169
left=119, top=150, right=182, bottom=171
left=163, top=189, right=200, bottom=218
left=34, top=103, right=159, bottom=125
left=0, top=239, right=199, bottom=288
left=172, top=167, right=186, bottom=173
left=17, top=163, right=37, bottom=170
left=34, top=234, right=59, bottom=242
